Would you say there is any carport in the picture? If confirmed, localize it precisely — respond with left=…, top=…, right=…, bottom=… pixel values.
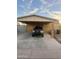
left=17, top=15, right=56, bottom=37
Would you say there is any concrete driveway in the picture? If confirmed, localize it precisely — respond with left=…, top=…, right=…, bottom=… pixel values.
left=17, top=32, right=61, bottom=59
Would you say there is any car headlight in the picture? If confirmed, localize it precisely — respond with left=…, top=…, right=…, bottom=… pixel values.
left=33, top=31, right=35, bottom=32
left=40, top=31, right=44, bottom=33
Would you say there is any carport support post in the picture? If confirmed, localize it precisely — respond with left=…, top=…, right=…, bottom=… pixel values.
left=50, top=30, right=55, bottom=38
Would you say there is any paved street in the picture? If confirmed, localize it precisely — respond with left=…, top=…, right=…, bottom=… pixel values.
left=17, top=31, right=61, bottom=59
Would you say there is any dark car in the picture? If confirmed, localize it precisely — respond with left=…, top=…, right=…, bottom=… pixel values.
left=32, top=26, right=44, bottom=37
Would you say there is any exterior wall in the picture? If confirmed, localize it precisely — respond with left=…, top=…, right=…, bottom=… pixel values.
left=53, top=20, right=61, bottom=38
left=53, top=20, right=61, bottom=30
left=26, top=23, right=54, bottom=33
left=43, top=23, right=53, bottom=33
left=26, top=24, right=35, bottom=32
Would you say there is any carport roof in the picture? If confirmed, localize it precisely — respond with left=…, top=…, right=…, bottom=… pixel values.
left=17, top=15, right=57, bottom=23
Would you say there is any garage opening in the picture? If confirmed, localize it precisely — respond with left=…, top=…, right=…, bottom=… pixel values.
left=32, top=25, right=44, bottom=37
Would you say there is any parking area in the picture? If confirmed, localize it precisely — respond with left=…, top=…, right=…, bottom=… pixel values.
left=17, top=31, right=61, bottom=59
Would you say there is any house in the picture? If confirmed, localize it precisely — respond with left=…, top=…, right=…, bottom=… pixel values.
left=17, top=15, right=60, bottom=37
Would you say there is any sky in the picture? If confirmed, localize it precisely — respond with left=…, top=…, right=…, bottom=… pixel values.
left=17, top=0, right=61, bottom=18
